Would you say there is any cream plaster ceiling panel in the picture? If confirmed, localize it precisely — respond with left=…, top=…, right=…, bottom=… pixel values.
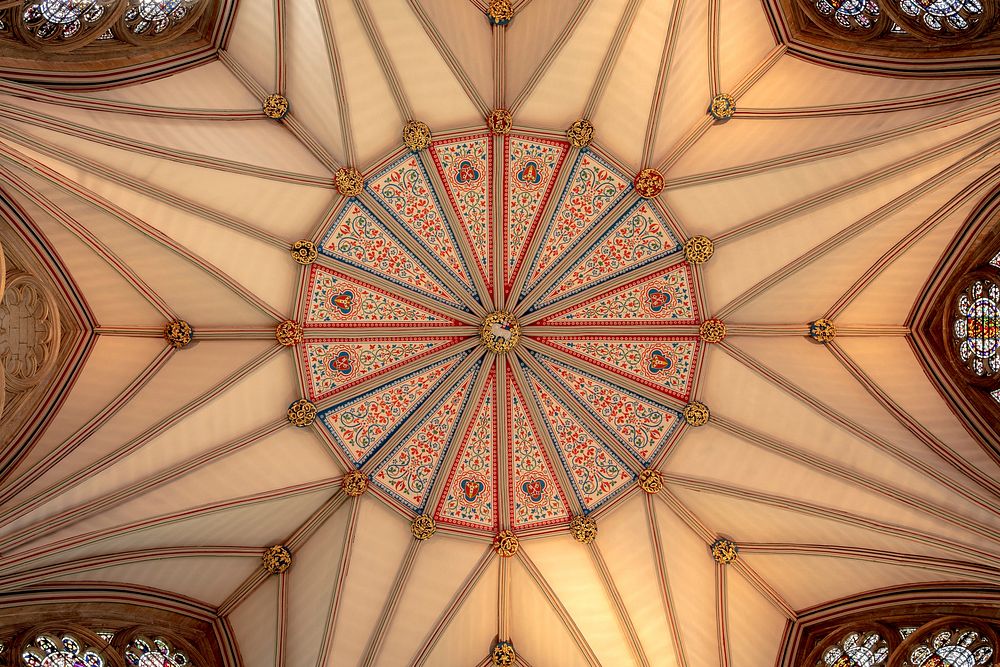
left=1, top=1, right=999, bottom=666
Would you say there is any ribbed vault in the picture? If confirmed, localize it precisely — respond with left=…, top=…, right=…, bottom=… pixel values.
left=0, top=1, right=999, bottom=666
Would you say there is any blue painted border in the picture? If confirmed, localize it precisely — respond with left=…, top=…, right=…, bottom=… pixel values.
left=318, top=198, right=469, bottom=311
left=519, top=148, right=633, bottom=300
left=366, top=154, right=480, bottom=300
left=519, top=361, right=636, bottom=513
left=528, top=199, right=681, bottom=312
left=317, top=350, right=469, bottom=466
left=530, top=350, right=682, bottom=464
left=372, top=360, right=483, bottom=513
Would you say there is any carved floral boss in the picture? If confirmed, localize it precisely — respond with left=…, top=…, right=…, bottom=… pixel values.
left=292, top=128, right=707, bottom=537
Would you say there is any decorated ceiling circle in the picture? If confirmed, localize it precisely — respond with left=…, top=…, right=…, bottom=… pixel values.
left=296, top=130, right=700, bottom=536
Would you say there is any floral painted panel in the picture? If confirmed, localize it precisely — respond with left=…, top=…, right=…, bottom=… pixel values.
left=430, top=134, right=493, bottom=289
left=538, top=263, right=698, bottom=326
left=535, top=352, right=682, bottom=462
left=537, top=336, right=699, bottom=401
left=535, top=200, right=681, bottom=309
left=522, top=366, right=634, bottom=510
left=304, top=264, right=459, bottom=328
left=367, top=154, right=476, bottom=295
left=435, top=368, right=497, bottom=531
left=504, top=135, right=568, bottom=288
left=319, top=200, right=465, bottom=310
left=507, top=372, right=570, bottom=529
left=302, top=337, right=462, bottom=403
left=318, top=352, right=466, bottom=465
left=520, top=149, right=631, bottom=298
left=373, top=362, right=481, bottom=511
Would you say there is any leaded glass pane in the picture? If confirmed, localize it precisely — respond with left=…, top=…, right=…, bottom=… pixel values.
left=953, top=278, right=1000, bottom=378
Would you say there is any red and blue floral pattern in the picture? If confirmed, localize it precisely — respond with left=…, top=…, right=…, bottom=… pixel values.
left=435, top=368, right=497, bottom=531
left=503, top=135, right=568, bottom=288
left=507, top=372, right=570, bottom=529
left=318, top=353, right=467, bottom=465
left=301, top=131, right=704, bottom=539
left=305, top=264, right=458, bottom=328
left=303, top=337, right=461, bottom=402
left=520, top=150, right=631, bottom=298
left=522, top=366, right=634, bottom=509
left=367, top=154, right=476, bottom=295
left=430, top=134, right=493, bottom=289
left=538, top=263, right=698, bottom=326
left=534, top=200, right=681, bottom=309
left=320, top=200, right=465, bottom=310
left=372, top=362, right=481, bottom=511
left=536, top=353, right=682, bottom=462
left=538, top=336, right=699, bottom=401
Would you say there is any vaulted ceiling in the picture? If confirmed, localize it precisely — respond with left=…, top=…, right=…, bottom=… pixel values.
left=1, top=1, right=999, bottom=666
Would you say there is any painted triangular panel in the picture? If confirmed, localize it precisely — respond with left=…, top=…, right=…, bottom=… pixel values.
left=537, top=336, right=699, bottom=401
left=520, top=149, right=631, bottom=297
left=504, top=135, right=568, bottom=288
left=366, top=154, right=476, bottom=294
left=319, top=200, right=465, bottom=310
left=507, top=371, right=570, bottom=530
left=534, top=200, right=682, bottom=309
left=522, top=366, right=634, bottom=510
left=535, top=353, right=682, bottom=463
left=302, top=337, right=462, bottom=403
left=317, top=351, right=467, bottom=465
left=303, top=264, right=460, bottom=328
left=372, top=361, right=482, bottom=511
left=538, top=263, right=698, bottom=326
left=434, top=368, right=497, bottom=532
left=430, top=134, right=493, bottom=289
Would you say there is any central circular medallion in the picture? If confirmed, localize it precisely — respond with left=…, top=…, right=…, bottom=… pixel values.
left=481, top=311, right=521, bottom=353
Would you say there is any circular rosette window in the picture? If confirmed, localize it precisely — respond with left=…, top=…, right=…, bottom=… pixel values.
left=953, top=276, right=1000, bottom=378
left=294, top=129, right=707, bottom=539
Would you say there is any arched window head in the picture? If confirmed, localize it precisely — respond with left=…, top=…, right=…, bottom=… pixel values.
left=125, top=636, right=190, bottom=667
left=816, top=628, right=890, bottom=666
left=16, top=1, right=123, bottom=51
left=897, top=0, right=984, bottom=32
left=21, top=632, right=107, bottom=667
left=953, top=277, right=1000, bottom=378
left=900, top=623, right=995, bottom=667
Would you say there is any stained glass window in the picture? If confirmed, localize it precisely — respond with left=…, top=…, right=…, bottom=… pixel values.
left=902, top=626, right=994, bottom=667
left=125, top=637, right=190, bottom=667
left=992, top=387, right=999, bottom=404
left=990, top=251, right=1000, bottom=269
left=21, top=633, right=104, bottom=667
left=953, top=278, right=1000, bottom=377
left=123, top=0, right=200, bottom=37
left=816, top=630, right=889, bottom=667
left=898, top=0, right=983, bottom=31
left=20, top=0, right=116, bottom=43
left=813, top=0, right=882, bottom=31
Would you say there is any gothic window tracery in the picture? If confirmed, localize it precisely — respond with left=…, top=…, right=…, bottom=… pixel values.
left=802, top=617, right=1000, bottom=667
left=794, top=0, right=997, bottom=44
left=1, top=0, right=208, bottom=54
left=21, top=632, right=106, bottom=667
left=816, top=628, right=890, bottom=667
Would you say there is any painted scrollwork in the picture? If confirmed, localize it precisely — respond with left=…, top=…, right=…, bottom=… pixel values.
left=0, top=272, right=60, bottom=402
left=12, top=0, right=126, bottom=52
